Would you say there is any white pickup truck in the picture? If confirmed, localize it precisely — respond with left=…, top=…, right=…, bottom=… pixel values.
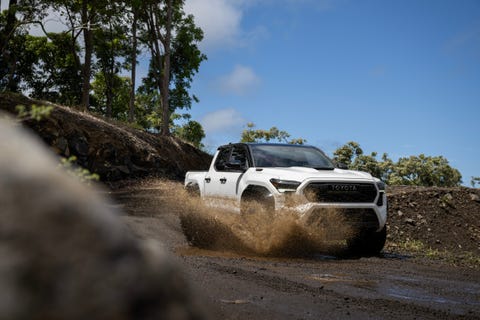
left=185, top=143, right=388, bottom=255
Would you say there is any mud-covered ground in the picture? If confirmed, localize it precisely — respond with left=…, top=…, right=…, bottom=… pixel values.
left=111, top=180, right=480, bottom=320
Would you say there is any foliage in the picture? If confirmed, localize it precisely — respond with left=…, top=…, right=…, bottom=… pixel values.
left=241, top=123, right=306, bottom=145
left=15, top=104, right=53, bottom=121
left=59, top=156, right=100, bottom=185
left=1, top=0, right=206, bottom=134
left=471, top=177, right=480, bottom=188
left=388, top=154, right=462, bottom=187
left=1, top=0, right=50, bottom=92
left=139, top=0, right=206, bottom=135
left=333, top=141, right=462, bottom=187
left=21, top=33, right=82, bottom=104
left=91, top=73, right=131, bottom=121
left=171, top=114, right=205, bottom=148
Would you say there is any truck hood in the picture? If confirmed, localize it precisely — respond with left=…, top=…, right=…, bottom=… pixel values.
left=256, top=166, right=376, bottom=183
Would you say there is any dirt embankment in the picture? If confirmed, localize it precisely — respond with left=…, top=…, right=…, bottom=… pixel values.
left=386, top=186, right=480, bottom=259
left=0, top=93, right=212, bottom=181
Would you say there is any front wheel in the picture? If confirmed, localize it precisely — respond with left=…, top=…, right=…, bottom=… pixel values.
left=240, top=192, right=275, bottom=216
left=346, top=225, right=387, bottom=257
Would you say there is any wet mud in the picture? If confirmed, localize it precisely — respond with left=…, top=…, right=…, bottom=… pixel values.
left=113, top=180, right=480, bottom=320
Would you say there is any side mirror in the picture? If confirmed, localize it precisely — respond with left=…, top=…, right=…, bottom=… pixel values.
left=336, top=162, right=348, bottom=170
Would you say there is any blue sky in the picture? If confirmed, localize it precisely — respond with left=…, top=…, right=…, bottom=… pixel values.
left=182, top=0, right=480, bottom=186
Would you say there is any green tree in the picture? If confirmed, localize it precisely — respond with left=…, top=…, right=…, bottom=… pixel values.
left=1, top=0, right=49, bottom=92
left=141, top=0, right=205, bottom=135
left=389, top=154, right=461, bottom=187
left=332, top=141, right=363, bottom=167
left=332, top=141, right=392, bottom=180
left=125, top=0, right=142, bottom=123
left=93, top=13, right=129, bottom=118
left=46, top=0, right=112, bottom=110
left=333, top=141, right=462, bottom=187
left=91, top=73, right=131, bottom=121
left=241, top=123, right=306, bottom=144
left=172, top=114, right=205, bottom=148
left=22, top=33, right=82, bottom=104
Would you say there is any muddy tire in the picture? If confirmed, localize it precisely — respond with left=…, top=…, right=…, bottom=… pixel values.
left=347, top=225, right=387, bottom=257
left=185, top=183, right=200, bottom=197
left=240, top=190, right=274, bottom=216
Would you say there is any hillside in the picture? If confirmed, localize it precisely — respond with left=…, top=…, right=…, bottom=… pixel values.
left=0, top=93, right=212, bottom=182
left=386, top=186, right=480, bottom=264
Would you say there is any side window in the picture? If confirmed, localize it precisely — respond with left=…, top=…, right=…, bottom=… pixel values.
left=214, top=147, right=231, bottom=171
left=230, top=146, right=249, bottom=168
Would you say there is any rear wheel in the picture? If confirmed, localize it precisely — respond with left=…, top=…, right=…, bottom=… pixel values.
left=185, top=183, right=200, bottom=197
left=346, top=225, right=387, bottom=257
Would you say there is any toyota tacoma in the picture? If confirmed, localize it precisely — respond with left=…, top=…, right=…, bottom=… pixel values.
left=185, top=143, right=388, bottom=255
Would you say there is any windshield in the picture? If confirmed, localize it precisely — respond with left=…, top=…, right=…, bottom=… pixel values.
left=250, top=145, right=335, bottom=169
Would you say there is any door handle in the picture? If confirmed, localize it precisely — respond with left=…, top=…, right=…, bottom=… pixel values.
left=220, top=178, right=227, bottom=184
left=205, top=177, right=211, bottom=183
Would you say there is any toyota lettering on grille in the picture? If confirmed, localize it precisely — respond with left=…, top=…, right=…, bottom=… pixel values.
left=330, top=184, right=358, bottom=192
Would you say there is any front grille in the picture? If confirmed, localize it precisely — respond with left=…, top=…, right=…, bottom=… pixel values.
left=304, top=182, right=377, bottom=203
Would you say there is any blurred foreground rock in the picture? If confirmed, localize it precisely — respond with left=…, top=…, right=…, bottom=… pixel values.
left=0, top=116, right=206, bottom=320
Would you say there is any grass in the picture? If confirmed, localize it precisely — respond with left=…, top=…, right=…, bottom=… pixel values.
left=388, top=239, right=480, bottom=269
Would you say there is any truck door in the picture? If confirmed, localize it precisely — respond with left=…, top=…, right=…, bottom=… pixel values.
left=204, top=145, right=249, bottom=199
left=203, top=146, right=230, bottom=197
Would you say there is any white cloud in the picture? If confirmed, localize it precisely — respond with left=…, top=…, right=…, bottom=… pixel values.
left=216, top=64, right=261, bottom=95
left=184, top=0, right=243, bottom=50
left=184, top=0, right=269, bottom=51
left=200, top=108, right=246, bottom=134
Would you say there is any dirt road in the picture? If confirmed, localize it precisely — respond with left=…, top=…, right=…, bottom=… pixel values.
left=111, top=181, right=480, bottom=320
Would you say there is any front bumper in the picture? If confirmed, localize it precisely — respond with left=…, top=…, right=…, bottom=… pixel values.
left=274, top=186, right=388, bottom=232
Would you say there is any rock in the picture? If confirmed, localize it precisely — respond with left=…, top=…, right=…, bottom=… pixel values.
left=469, top=193, right=480, bottom=203
left=405, top=218, right=415, bottom=226
left=53, top=136, right=69, bottom=155
left=0, top=116, right=206, bottom=320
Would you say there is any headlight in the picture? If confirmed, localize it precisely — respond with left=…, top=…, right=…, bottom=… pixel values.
left=270, top=178, right=301, bottom=192
left=376, top=180, right=386, bottom=191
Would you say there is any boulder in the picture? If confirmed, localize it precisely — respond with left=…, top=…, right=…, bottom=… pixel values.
left=0, top=116, right=206, bottom=320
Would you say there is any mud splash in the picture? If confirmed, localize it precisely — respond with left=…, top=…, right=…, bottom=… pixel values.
left=157, top=181, right=354, bottom=257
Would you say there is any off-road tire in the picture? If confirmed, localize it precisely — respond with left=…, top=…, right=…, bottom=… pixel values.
left=240, top=189, right=274, bottom=216
left=185, top=183, right=200, bottom=197
left=347, top=225, right=387, bottom=257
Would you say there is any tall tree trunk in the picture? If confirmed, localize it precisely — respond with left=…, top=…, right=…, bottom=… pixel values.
left=105, top=68, right=113, bottom=118
left=128, top=9, right=137, bottom=123
left=1, top=0, right=17, bottom=54
left=160, top=0, right=173, bottom=136
left=81, top=0, right=93, bottom=111
left=1, top=0, right=19, bottom=91
left=105, top=24, right=114, bottom=118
